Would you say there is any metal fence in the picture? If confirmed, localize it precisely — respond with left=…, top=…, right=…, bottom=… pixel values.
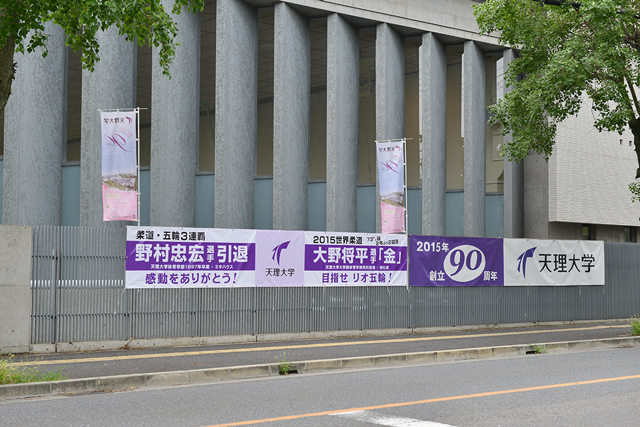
left=31, top=226, right=640, bottom=344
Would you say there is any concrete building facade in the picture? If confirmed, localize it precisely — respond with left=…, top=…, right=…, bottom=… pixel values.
left=0, top=0, right=638, bottom=242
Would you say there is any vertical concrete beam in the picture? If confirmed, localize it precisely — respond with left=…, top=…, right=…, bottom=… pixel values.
left=150, top=0, right=199, bottom=227
left=463, top=41, right=486, bottom=237
left=273, top=3, right=310, bottom=230
left=501, top=49, right=524, bottom=238
left=3, top=23, right=65, bottom=226
left=0, top=225, right=32, bottom=354
left=375, top=23, right=405, bottom=233
left=524, top=153, right=550, bottom=239
left=421, top=33, right=447, bottom=236
left=326, top=13, right=359, bottom=232
left=215, top=0, right=257, bottom=229
left=80, top=27, right=136, bottom=227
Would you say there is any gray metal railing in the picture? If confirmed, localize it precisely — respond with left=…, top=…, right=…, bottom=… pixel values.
left=31, top=226, right=640, bottom=344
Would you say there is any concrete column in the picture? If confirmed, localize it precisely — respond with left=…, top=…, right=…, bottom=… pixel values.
left=2, top=23, right=65, bottom=226
left=0, top=225, right=32, bottom=354
left=80, top=27, right=136, bottom=227
left=326, top=13, right=359, bottom=232
left=375, top=23, right=405, bottom=233
left=463, top=41, right=486, bottom=237
left=150, top=0, right=200, bottom=227
left=421, top=33, right=447, bottom=236
left=214, top=0, right=257, bottom=230
left=501, top=49, right=524, bottom=238
left=273, top=3, right=310, bottom=231
left=524, top=153, right=549, bottom=239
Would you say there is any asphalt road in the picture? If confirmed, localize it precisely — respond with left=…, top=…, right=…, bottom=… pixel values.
left=15, top=321, right=631, bottom=380
left=2, top=345, right=639, bottom=426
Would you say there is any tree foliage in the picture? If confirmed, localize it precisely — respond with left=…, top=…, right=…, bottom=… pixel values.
left=0, top=0, right=205, bottom=118
left=474, top=0, right=640, bottom=197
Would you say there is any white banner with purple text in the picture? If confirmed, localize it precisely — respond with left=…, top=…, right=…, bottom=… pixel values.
left=101, top=111, right=138, bottom=221
left=126, top=227, right=408, bottom=288
left=376, top=140, right=405, bottom=233
left=503, top=239, right=604, bottom=286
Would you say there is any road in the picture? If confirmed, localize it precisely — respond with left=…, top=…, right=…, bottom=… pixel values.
left=2, top=346, right=639, bottom=426
left=14, top=322, right=630, bottom=380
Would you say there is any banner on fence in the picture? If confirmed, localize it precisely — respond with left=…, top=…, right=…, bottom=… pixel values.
left=126, top=227, right=256, bottom=288
left=255, top=230, right=305, bottom=286
left=409, top=236, right=504, bottom=286
left=503, top=238, right=604, bottom=286
left=409, top=236, right=604, bottom=286
left=126, top=228, right=408, bottom=288
left=304, top=232, right=408, bottom=286
left=376, top=140, right=405, bottom=233
left=101, top=111, right=138, bottom=221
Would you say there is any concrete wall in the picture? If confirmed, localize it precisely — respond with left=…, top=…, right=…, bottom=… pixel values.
left=550, top=93, right=639, bottom=227
left=523, top=92, right=639, bottom=241
left=274, top=0, right=497, bottom=44
left=0, top=225, right=32, bottom=354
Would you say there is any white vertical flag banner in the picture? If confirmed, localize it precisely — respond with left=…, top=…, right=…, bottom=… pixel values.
left=376, top=140, right=405, bottom=233
left=101, top=111, right=138, bottom=221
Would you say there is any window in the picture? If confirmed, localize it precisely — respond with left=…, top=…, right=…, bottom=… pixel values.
left=624, top=226, right=636, bottom=243
left=582, top=224, right=595, bottom=240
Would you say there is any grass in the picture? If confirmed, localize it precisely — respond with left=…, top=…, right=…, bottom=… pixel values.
left=529, top=344, right=547, bottom=354
left=630, top=315, right=640, bottom=336
left=276, top=352, right=294, bottom=375
left=0, top=354, right=66, bottom=385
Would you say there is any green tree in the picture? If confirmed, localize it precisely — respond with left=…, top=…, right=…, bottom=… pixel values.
left=474, top=0, right=640, bottom=199
left=0, top=0, right=205, bottom=119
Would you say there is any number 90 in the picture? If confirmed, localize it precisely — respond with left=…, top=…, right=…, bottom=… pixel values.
left=443, top=245, right=485, bottom=282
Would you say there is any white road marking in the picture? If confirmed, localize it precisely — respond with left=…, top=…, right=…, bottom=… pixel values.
left=332, top=410, right=457, bottom=427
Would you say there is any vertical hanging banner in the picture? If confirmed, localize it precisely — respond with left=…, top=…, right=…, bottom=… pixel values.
left=304, top=232, right=408, bottom=286
left=376, top=140, right=405, bottom=233
left=101, top=111, right=138, bottom=221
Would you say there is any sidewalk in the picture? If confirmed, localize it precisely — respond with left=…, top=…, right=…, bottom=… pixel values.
left=1, top=320, right=636, bottom=399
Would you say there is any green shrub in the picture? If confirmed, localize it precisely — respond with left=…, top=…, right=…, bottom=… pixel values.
left=530, top=344, right=547, bottom=354
left=630, top=315, right=640, bottom=336
left=276, top=351, right=293, bottom=375
left=0, top=354, right=66, bottom=385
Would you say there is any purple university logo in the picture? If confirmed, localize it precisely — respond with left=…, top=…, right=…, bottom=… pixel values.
left=271, top=241, right=291, bottom=265
left=380, top=160, right=400, bottom=174
left=104, top=134, right=132, bottom=152
left=516, top=247, right=536, bottom=278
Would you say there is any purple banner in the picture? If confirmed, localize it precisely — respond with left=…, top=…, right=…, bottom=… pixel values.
left=304, top=232, right=408, bottom=286
left=409, top=235, right=504, bottom=286
left=126, top=241, right=256, bottom=271
left=127, top=227, right=409, bottom=288
left=304, top=245, right=407, bottom=271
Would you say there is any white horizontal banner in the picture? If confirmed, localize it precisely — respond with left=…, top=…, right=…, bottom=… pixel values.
left=126, top=227, right=257, bottom=288
left=303, top=231, right=408, bottom=286
left=503, top=239, right=604, bottom=286
left=126, top=227, right=408, bottom=288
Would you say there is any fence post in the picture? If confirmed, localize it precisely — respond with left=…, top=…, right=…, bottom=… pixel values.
left=189, top=288, right=195, bottom=338
left=49, top=248, right=58, bottom=344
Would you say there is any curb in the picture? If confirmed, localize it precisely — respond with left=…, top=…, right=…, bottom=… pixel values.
left=2, top=336, right=639, bottom=400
